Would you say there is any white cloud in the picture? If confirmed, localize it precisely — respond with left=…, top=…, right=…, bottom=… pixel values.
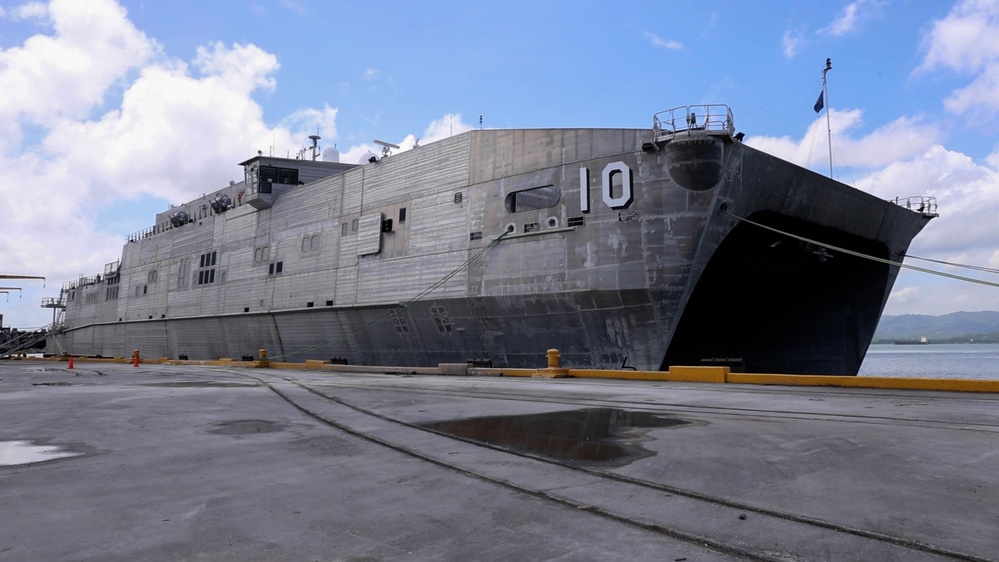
left=745, top=109, right=940, bottom=171
left=0, top=0, right=155, bottom=133
left=193, top=42, right=277, bottom=92
left=857, top=145, right=999, bottom=251
left=644, top=32, right=683, bottom=50
left=38, top=43, right=288, bottom=206
left=337, top=113, right=473, bottom=165
left=885, top=264, right=999, bottom=315
left=282, top=105, right=339, bottom=147
left=419, top=112, right=474, bottom=143
left=782, top=30, right=803, bottom=59
left=859, top=144, right=999, bottom=314
left=363, top=68, right=379, bottom=80
left=919, top=0, right=999, bottom=74
left=783, top=1, right=881, bottom=59
left=987, top=144, right=999, bottom=167
left=820, top=0, right=882, bottom=36
left=886, top=285, right=921, bottom=310
left=5, top=2, right=47, bottom=20
left=918, top=0, right=999, bottom=122
left=0, top=1, right=352, bottom=327
left=886, top=0, right=999, bottom=313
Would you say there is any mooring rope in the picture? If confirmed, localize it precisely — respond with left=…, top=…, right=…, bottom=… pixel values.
left=723, top=211, right=999, bottom=289
left=266, top=228, right=513, bottom=361
left=904, top=254, right=999, bottom=276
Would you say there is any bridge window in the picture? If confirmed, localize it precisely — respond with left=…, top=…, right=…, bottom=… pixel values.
left=258, top=166, right=299, bottom=185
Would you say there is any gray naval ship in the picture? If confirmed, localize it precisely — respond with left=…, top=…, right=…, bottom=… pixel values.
left=45, top=105, right=937, bottom=375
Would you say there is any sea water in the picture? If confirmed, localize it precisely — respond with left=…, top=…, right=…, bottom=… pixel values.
left=858, top=343, right=999, bottom=379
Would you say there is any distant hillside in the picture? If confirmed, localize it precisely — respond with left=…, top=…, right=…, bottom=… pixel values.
left=874, top=311, right=999, bottom=343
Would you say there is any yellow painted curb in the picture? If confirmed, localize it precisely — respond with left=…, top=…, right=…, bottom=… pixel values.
left=726, top=373, right=999, bottom=393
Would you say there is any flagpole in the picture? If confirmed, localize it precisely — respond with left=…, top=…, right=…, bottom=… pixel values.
left=822, top=58, right=833, bottom=178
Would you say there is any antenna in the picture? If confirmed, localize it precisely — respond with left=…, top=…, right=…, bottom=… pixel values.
left=822, top=57, right=833, bottom=178
left=308, top=134, right=321, bottom=161
left=373, top=139, right=400, bottom=157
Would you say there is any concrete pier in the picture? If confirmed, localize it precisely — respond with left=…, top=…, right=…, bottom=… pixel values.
left=1, top=360, right=996, bottom=561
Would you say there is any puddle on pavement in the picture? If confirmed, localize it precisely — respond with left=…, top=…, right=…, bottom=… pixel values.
left=421, top=408, right=692, bottom=467
left=0, top=440, right=83, bottom=467
left=210, top=420, right=285, bottom=435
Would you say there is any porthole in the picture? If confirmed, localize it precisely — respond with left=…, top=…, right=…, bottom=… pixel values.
left=546, top=217, right=559, bottom=228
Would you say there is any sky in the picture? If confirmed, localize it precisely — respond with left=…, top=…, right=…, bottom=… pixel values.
left=2, top=0, right=999, bottom=328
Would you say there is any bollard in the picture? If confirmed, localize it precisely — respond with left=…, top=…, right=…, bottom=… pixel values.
left=546, top=348, right=560, bottom=369
left=257, top=349, right=270, bottom=368
left=132, top=350, right=140, bottom=367
left=534, top=348, right=569, bottom=378
left=68, top=356, right=74, bottom=369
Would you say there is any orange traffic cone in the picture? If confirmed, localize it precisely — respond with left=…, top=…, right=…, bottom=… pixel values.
left=68, top=356, right=74, bottom=369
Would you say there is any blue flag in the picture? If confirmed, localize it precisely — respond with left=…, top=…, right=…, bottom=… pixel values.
left=814, top=91, right=824, bottom=113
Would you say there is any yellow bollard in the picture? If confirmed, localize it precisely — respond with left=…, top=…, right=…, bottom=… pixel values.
left=534, top=348, right=570, bottom=378
left=547, top=348, right=560, bottom=369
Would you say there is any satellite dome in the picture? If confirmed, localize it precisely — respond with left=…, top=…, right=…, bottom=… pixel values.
left=322, top=145, right=340, bottom=163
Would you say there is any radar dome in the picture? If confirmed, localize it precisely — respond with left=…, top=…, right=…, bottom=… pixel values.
left=322, top=145, right=340, bottom=163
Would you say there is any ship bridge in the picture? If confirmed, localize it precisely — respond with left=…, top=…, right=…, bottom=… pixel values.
left=240, top=156, right=357, bottom=210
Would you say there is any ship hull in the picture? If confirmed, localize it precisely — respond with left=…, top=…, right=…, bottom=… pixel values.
left=51, top=290, right=660, bottom=368
left=48, top=112, right=933, bottom=374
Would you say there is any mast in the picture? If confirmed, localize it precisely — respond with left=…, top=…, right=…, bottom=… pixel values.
left=822, top=58, right=833, bottom=178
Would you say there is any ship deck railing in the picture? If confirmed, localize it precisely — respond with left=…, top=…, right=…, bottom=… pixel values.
left=41, top=297, right=65, bottom=309
left=127, top=222, right=174, bottom=243
left=76, top=274, right=101, bottom=287
left=892, top=195, right=939, bottom=217
left=126, top=194, right=248, bottom=243
left=653, top=104, right=735, bottom=142
left=127, top=224, right=159, bottom=243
